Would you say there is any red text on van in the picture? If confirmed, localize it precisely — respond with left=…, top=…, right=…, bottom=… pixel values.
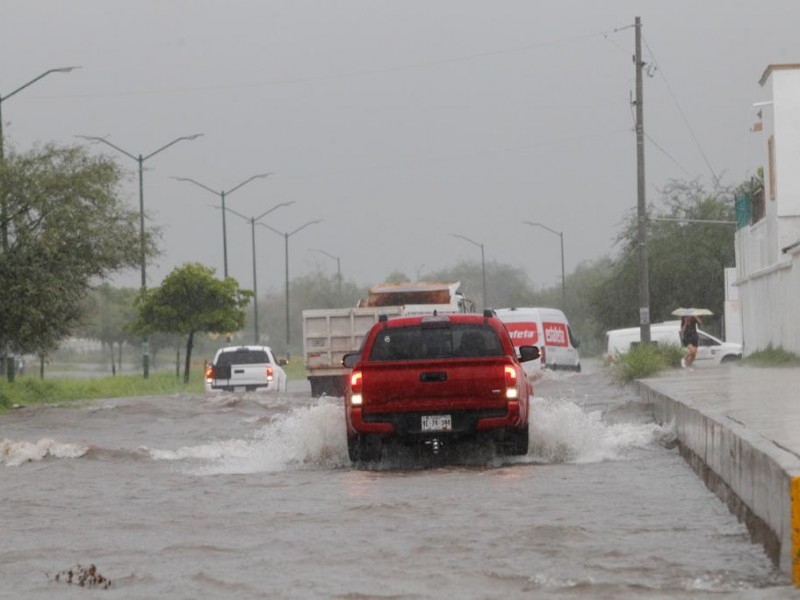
left=503, top=322, right=539, bottom=346
left=543, top=322, right=568, bottom=347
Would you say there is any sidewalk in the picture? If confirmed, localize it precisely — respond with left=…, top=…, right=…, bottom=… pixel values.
left=636, top=364, right=800, bottom=586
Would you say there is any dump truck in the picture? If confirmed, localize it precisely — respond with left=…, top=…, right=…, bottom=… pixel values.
left=302, top=281, right=475, bottom=397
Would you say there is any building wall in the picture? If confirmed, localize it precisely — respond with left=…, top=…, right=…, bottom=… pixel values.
left=772, top=74, right=800, bottom=217
left=735, top=65, right=800, bottom=356
left=734, top=250, right=799, bottom=353
left=723, top=268, right=742, bottom=345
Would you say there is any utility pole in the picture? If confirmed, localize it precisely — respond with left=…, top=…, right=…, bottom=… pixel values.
left=635, top=16, right=651, bottom=344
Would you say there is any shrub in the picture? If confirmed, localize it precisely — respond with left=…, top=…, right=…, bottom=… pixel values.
left=744, top=345, right=800, bottom=367
left=611, top=342, right=680, bottom=385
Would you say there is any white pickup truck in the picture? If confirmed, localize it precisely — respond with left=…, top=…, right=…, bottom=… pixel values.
left=204, top=345, right=287, bottom=392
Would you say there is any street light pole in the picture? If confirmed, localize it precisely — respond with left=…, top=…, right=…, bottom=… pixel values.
left=260, top=220, right=322, bottom=348
left=77, top=133, right=203, bottom=378
left=524, top=221, right=566, bottom=307
left=311, top=248, right=342, bottom=300
left=171, top=173, right=272, bottom=278
left=1, top=66, right=79, bottom=382
left=1, top=67, right=80, bottom=251
left=450, top=233, right=487, bottom=309
left=219, top=202, right=295, bottom=343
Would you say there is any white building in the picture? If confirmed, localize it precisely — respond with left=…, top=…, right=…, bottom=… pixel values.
left=734, top=64, right=800, bottom=355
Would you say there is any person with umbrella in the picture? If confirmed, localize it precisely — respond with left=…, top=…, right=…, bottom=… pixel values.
left=673, top=308, right=712, bottom=368
left=681, top=315, right=702, bottom=368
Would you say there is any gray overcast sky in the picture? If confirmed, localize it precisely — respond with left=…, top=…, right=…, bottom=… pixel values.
left=1, top=1, right=794, bottom=295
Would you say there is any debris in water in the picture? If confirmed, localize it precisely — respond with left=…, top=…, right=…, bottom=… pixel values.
left=50, top=563, right=112, bottom=589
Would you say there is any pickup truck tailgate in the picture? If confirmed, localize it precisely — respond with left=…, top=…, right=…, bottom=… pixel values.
left=360, top=359, right=508, bottom=412
left=217, top=364, right=270, bottom=387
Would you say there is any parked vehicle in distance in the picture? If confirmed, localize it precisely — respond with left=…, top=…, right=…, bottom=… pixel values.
left=303, top=281, right=475, bottom=397
left=205, top=345, right=287, bottom=392
left=604, top=321, right=742, bottom=365
left=494, top=307, right=581, bottom=373
left=341, top=311, right=540, bottom=464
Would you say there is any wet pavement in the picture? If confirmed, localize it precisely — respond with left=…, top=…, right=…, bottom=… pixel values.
left=641, top=364, right=800, bottom=459
left=637, top=363, right=800, bottom=584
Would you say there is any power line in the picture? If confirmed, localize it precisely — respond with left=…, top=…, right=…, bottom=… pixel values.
left=642, top=34, right=720, bottom=187
left=39, top=29, right=625, bottom=101
left=603, top=27, right=633, bottom=57
left=645, top=133, right=693, bottom=177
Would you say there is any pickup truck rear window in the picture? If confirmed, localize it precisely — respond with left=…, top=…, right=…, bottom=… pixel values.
left=368, top=323, right=504, bottom=361
left=216, top=349, right=271, bottom=367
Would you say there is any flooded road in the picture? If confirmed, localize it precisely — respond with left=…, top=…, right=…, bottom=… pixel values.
left=0, top=360, right=792, bottom=598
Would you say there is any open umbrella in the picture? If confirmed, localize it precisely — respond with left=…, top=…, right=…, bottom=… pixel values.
left=671, top=307, right=713, bottom=317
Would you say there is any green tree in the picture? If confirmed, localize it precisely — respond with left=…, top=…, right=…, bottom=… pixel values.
left=129, top=263, right=252, bottom=383
left=0, top=144, right=156, bottom=380
left=589, top=179, right=736, bottom=335
left=78, top=284, right=138, bottom=374
left=383, top=269, right=411, bottom=284
left=424, top=259, right=535, bottom=309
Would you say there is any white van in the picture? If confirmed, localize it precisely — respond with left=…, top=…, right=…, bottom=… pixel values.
left=494, top=307, right=581, bottom=373
left=604, top=320, right=742, bottom=366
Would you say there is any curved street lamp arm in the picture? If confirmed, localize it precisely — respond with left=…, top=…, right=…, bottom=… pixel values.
left=450, top=232, right=482, bottom=248
left=226, top=172, right=272, bottom=196
left=171, top=176, right=221, bottom=197
left=257, top=221, right=284, bottom=237
left=289, top=219, right=322, bottom=237
left=76, top=135, right=138, bottom=162
left=254, top=200, right=295, bottom=223
left=523, top=221, right=561, bottom=237
left=1, top=66, right=81, bottom=102
left=311, top=248, right=338, bottom=261
left=216, top=205, right=250, bottom=223
left=142, top=134, right=203, bottom=161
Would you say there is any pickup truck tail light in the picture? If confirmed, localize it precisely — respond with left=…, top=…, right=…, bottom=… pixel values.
left=350, top=370, right=363, bottom=406
left=204, top=364, right=214, bottom=382
left=504, top=365, right=519, bottom=399
left=266, top=366, right=274, bottom=382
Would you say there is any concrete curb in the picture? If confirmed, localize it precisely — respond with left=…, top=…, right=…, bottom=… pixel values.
left=637, top=380, right=800, bottom=584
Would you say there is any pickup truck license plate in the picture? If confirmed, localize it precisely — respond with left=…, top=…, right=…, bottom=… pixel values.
left=421, top=415, right=452, bottom=432
left=234, top=386, right=246, bottom=393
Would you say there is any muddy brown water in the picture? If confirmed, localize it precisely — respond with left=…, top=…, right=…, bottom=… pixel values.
left=0, top=360, right=792, bottom=598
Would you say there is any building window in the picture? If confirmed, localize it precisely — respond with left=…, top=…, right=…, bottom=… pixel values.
left=752, top=183, right=765, bottom=222
left=768, top=135, right=776, bottom=200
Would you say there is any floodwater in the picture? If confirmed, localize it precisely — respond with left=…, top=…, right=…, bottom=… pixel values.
left=0, top=360, right=793, bottom=599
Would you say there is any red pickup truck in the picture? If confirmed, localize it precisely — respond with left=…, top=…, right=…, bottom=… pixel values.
left=341, top=311, right=540, bottom=464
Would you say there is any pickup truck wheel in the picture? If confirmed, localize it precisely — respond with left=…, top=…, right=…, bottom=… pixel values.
left=505, top=427, right=529, bottom=456
left=347, top=436, right=359, bottom=462
left=347, top=435, right=381, bottom=464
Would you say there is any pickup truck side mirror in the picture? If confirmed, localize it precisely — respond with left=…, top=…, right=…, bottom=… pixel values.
left=518, top=345, right=541, bottom=362
left=277, top=358, right=288, bottom=366
left=342, top=352, right=361, bottom=368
